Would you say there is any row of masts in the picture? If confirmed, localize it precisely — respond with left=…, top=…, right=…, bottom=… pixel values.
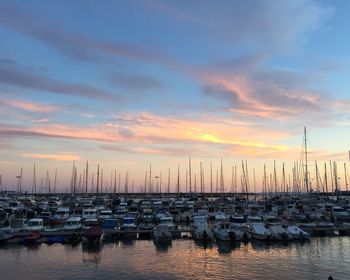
left=3, top=128, right=349, bottom=194
left=4, top=156, right=349, bottom=195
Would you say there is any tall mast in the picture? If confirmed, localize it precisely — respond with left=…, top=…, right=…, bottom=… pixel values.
left=54, top=168, right=57, bottom=194
left=149, top=164, right=152, bottom=193
left=344, top=162, right=348, bottom=199
left=177, top=164, right=180, bottom=194
left=33, top=163, right=37, bottom=195
left=189, top=157, right=192, bottom=193
left=210, top=163, right=213, bottom=193
left=220, top=158, right=224, bottom=192
left=114, top=170, right=117, bottom=193
left=85, top=161, right=88, bottom=193
left=96, top=164, right=100, bottom=194
left=144, top=171, right=148, bottom=193
left=200, top=162, right=203, bottom=193
left=304, top=126, right=309, bottom=193
left=168, top=168, right=171, bottom=193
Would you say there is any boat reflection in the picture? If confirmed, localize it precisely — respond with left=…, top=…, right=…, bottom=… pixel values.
left=153, top=240, right=172, bottom=252
left=194, top=239, right=214, bottom=249
left=216, top=240, right=241, bottom=254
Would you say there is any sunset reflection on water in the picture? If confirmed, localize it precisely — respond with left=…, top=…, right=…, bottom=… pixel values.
left=0, top=238, right=349, bottom=280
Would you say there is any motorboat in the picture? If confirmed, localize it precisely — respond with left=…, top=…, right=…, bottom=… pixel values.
left=286, top=225, right=310, bottom=240
left=153, top=224, right=172, bottom=243
left=63, top=217, right=82, bottom=231
left=248, top=223, right=272, bottom=241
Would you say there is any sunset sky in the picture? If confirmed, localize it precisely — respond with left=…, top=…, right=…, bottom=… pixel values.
left=0, top=0, right=349, bottom=192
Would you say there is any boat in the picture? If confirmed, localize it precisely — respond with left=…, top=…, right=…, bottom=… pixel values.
left=193, top=223, right=214, bottom=242
left=120, top=216, right=137, bottom=238
left=213, top=221, right=243, bottom=242
left=159, top=216, right=175, bottom=230
left=248, top=223, right=272, bottom=241
left=101, top=219, right=120, bottom=236
left=267, top=224, right=293, bottom=241
left=26, top=218, right=44, bottom=231
left=83, top=225, right=104, bottom=244
left=63, top=217, right=82, bottom=231
left=286, top=225, right=310, bottom=240
left=0, top=228, right=15, bottom=244
left=153, top=224, right=172, bottom=243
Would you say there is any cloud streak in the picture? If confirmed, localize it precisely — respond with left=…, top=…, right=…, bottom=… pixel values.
left=0, top=60, right=118, bottom=101
left=21, top=153, right=80, bottom=161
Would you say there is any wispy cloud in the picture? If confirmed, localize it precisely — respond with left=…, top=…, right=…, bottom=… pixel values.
left=0, top=3, right=165, bottom=63
left=31, top=118, right=51, bottom=123
left=0, top=60, right=118, bottom=101
left=6, top=100, right=58, bottom=113
left=21, top=153, right=80, bottom=161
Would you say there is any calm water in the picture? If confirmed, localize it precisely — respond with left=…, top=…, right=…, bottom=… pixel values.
left=0, top=238, right=349, bottom=280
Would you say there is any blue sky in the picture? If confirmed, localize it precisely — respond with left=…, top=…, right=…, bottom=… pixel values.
left=0, top=0, right=349, bottom=192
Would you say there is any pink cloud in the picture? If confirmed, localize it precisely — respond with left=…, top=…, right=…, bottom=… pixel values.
left=21, top=153, right=80, bottom=161
left=6, top=100, right=58, bottom=113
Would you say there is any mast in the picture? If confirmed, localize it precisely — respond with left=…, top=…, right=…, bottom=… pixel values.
left=189, top=157, right=192, bottom=193
left=96, top=164, right=100, bottom=194
left=33, top=163, right=37, bottom=195
left=168, top=168, right=171, bottom=193
left=144, top=171, right=148, bottom=193
left=149, top=164, right=152, bottom=193
left=114, top=170, right=117, bottom=193
left=210, top=163, right=213, bottom=193
left=54, top=168, right=57, bottom=194
left=344, top=162, right=348, bottom=200
left=304, top=126, right=309, bottom=193
left=220, top=158, right=224, bottom=193
left=85, top=161, right=88, bottom=193
left=177, top=164, right=180, bottom=194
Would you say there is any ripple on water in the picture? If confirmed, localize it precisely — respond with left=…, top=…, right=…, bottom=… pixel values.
left=0, top=238, right=350, bottom=280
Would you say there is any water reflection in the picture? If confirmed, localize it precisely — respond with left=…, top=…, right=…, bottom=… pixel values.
left=194, top=240, right=214, bottom=250
left=120, top=238, right=135, bottom=246
left=216, top=240, right=241, bottom=254
left=0, top=238, right=350, bottom=280
left=153, top=240, right=172, bottom=252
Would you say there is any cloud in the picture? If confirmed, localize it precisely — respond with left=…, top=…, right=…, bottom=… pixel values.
left=21, top=153, right=80, bottom=161
left=0, top=3, right=164, bottom=63
left=0, top=60, right=118, bottom=101
left=6, top=100, right=58, bottom=113
left=31, top=118, right=51, bottom=123
left=149, top=0, right=332, bottom=48
left=0, top=110, right=292, bottom=154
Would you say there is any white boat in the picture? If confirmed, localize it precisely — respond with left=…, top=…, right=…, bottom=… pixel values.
left=286, top=225, right=310, bottom=240
left=82, top=208, right=98, bottom=221
left=26, top=218, right=44, bottom=231
left=0, top=228, right=15, bottom=244
left=63, top=217, right=82, bottom=231
left=267, top=224, right=293, bottom=241
left=98, top=209, right=113, bottom=223
left=153, top=224, right=172, bottom=243
left=193, top=223, right=214, bottom=241
left=213, top=221, right=243, bottom=242
left=248, top=223, right=272, bottom=241
left=159, top=216, right=175, bottom=230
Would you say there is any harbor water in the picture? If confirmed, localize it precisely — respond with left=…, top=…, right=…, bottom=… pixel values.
left=1, top=237, right=349, bottom=280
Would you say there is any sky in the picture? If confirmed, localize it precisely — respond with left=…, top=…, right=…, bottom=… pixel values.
left=0, top=0, right=349, bottom=193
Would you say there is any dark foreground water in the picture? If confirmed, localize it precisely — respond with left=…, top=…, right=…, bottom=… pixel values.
left=0, top=237, right=349, bottom=280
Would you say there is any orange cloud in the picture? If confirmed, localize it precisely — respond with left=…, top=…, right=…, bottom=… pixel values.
left=21, top=153, right=80, bottom=161
left=7, top=100, right=58, bottom=112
